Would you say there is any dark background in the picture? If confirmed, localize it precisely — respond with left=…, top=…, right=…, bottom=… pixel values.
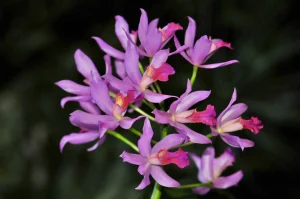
left=1, top=0, right=300, bottom=198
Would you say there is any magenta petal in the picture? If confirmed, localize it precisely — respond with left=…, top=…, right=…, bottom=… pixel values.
left=138, top=8, right=148, bottom=46
left=191, top=35, right=212, bottom=65
left=124, top=41, right=142, bottom=85
left=144, top=89, right=177, bottom=103
left=87, top=135, right=106, bottom=151
left=220, top=134, right=254, bottom=150
left=151, top=134, right=185, bottom=154
left=217, top=88, right=237, bottom=126
left=214, top=171, right=243, bottom=189
left=151, top=165, right=180, bottom=188
left=152, top=109, right=172, bottom=124
left=92, top=37, right=125, bottom=60
left=174, top=35, right=192, bottom=63
left=176, top=90, right=211, bottom=113
left=115, top=15, right=130, bottom=50
left=79, top=102, right=101, bottom=115
left=176, top=124, right=211, bottom=144
left=214, top=148, right=235, bottom=178
left=61, top=96, right=90, bottom=108
left=150, top=49, right=169, bottom=68
left=144, top=19, right=162, bottom=56
left=74, top=49, right=100, bottom=79
left=201, top=147, right=215, bottom=182
left=136, top=167, right=151, bottom=190
left=60, top=131, right=98, bottom=152
left=200, top=60, right=239, bottom=69
left=220, top=103, right=248, bottom=126
left=169, top=79, right=192, bottom=113
left=56, top=80, right=90, bottom=95
left=193, top=187, right=211, bottom=195
left=184, top=17, right=196, bottom=48
left=119, top=116, right=144, bottom=129
left=138, top=118, right=154, bottom=157
left=190, top=153, right=207, bottom=183
left=115, top=60, right=127, bottom=79
left=120, top=151, right=145, bottom=165
left=104, top=55, right=112, bottom=75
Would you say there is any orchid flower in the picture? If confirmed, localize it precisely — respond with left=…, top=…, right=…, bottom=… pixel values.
left=93, top=15, right=138, bottom=60
left=137, top=9, right=184, bottom=57
left=174, top=17, right=238, bottom=69
left=211, top=89, right=263, bottom=150
left=120, top=118, right=189, bottom=189
left=190, top=147, right=243, bottom=195
left=152, top=80, right=213, bottom=144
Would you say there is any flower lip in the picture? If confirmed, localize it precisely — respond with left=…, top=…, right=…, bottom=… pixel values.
left=157, top=148, right=190, bottom=168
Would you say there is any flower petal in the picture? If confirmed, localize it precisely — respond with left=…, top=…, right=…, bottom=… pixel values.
left=190, top=153, right=207, bottom=183
left=150, top=49, right=169, bottom=68
left=169, top=79, right=192, bottom=113
left=174, top=35, right=192, bottom=63
left=60, top=131, right=98, bottom=152
left=104, top=74, right=133, bottom=93
left=56, top=80, right=90, bottom=95
left=115, top=15, right=130, bottom=49
left=220, top=134, right=254, bottom=151
left=176, top=90, right=211, bottom=113
left=213, top=171, right=243, bottom=189
left=74, top=49, right=100, bottom=79
left=175, top=124, right=211, bottom=144
left=138, top=118, right=154, bottom=157
left=87, top=135, right=106, bottom=151
left=120, top=151, right=145, bottom=165
left=79, top=101, right=101, bottom=115
left=220, top=103, right=248, bottom=125
left=201, top=147, right=215, bottom=182
left=152, top=109, right=172, bottom=124
left=124, top=41, right=142, bottom=85
left=136, top=167, right=151, bottom=190
left=191, top=35, right=212, bottom=65
left=138, top=8, right=148, bottom=46
left=144, top=19, right=162, bottom=56
left=214, top=148, right=235, bottom=178
left=115, top=60, right=127, bottom=79
left=151, top=165, right=180, bottom=187
left=61, top=96, right=91, bottom=108
left=184, top=17, right=196, bottom=48
left=144, top=89, right=177, bottom=103
left=217, top=88, right=237, bottom=126
left=151, top=134, right=184, bottom=154
left=192, top=187, right=211, bottom=195
left=200, top=60, right=239, bottom=69
left=103, top=54, right=112, bottom=75
left=92, top=37, right=125, bottom=60
left=119, top=116, right=144, bottom=129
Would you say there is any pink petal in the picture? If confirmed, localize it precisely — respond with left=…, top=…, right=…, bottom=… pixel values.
left=138, top=8, right=149, bottom=46
left=220, top=134, right=254, bottom=151
left=74, top=49, right=100, bottom=79
left=220, top=103, right=248, bottom=126
left=151, top=134, right=185, bottom=154
left=55, top=80, right=90, bottom=95
left=61, top=96, right=91, bottom=108
left=201, top=147, right=215, bottom=182
left=136, top=167, right=151, bottom=190
left=79, top=102, right=101, bottom=115
left=151, top=165, right=180, bottom=187
left=150, top=49, right=170, bottom=68
left=60, top=131, right=98, bottom=152
left=184, top=17, right=196, bottom=48
left=92, top=37, right=125, bottom=60
left=138, top=118, right=154, bottom=157
left=176, top=90, right=211, bottom=113
left=200, top=60, right=239, bottom=69
left=144, top=89, right=177, bottom=103
left=193, top=187, right=211, bottom=195
left=213, top=148, right=235, bottom=178
left=213, top=171, right=243, bottom=189
left=120, top=151, right=145, bottom=165
left=174, top=35, right=192, bottom=63
left=152, top=109, right=172, bottom=124
left=119, top=116, right=144, bottom=129
left=115, top=15, right=130, bottom=50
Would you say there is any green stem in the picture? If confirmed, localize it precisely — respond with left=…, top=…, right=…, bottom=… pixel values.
left=154, top=82, right=162, bottom=94
left=142, top=99, right=156, bottom=110
left=150, top=183, right=162, bottom=199
left=172, top=133, right=212, bottom=149
left=138, top=62, right=145, bottom=74
left=106, top=130, right=139, bottom=152
left=150, top=85, right=158, bottom=93
left=190, top=66, right=199, bottom=86
left=161, top=126, right=168, bottom=138
left=129, top=104, right=155, bottom=122
left=129, top=128, right=157, bottom=144
left=177, top=183, right=211, bottom=189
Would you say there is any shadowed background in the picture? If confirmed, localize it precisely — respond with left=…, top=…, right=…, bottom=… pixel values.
left=1, top=0, right=300, bottom=198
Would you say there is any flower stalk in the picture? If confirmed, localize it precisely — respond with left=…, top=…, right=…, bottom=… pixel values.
left=190, top=65, right=198, bottom=86
left=151, top=183, right=162, bottom=199
left=107, top=130, right=139, bottom=152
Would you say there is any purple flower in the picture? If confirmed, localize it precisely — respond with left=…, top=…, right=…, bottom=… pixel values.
left=211, top=89, right=263, bottom=150
left=137, top=9, right=183, bottom=57
left=174, top=17, right=238, bottom=69
left=152, top=80, right=213, bottom=144
left=190, top=147, right=243, bottom=195
left=92, top=15, right=138, bottom=60
left=120, top=118, right=189, bottom=189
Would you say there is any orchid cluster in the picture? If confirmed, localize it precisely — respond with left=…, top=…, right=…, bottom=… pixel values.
left=56, top=9, right=263, bottom=198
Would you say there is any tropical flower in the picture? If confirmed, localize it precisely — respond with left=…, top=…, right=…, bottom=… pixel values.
left=153, top=80, right=213, bottom=144
left=121, top=118, right=189, bottom=189
left=211, top=88, right=263, bottom=150
left=190, top=147, right=243, bottom=195
left=174, top=17, right=238, bottom=69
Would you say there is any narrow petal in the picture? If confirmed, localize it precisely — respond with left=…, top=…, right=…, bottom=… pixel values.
left=119, top=116, right=144, bottom=129
left=115, top=15, right=130, bottom=49
left=60, top=131, right=98, bottom=152
left=138, top=8, right=148, bottom=46
left=55, top=80, right=90, bottom=95
left=120, top=151, right=145, bottom=165
left=214, top=148, right=235, bottom=178
left=138, top=118, right=154, bottom=157
left=124, top=41, right=142, bottom=85
left=190, top=153, right=201, bottom=170
left=151, top=165, right=180, bottom=187
left=152, top=109, right=172, bottom=124
left=169, top=79, right=192, bottom=113
left=92, top=37, right=125, bottom=60
left=90, top=75, right=114, bottom=115
left=144, top=19, right=162, bottom=56
left=174, top=35, right=192, bottom=63
left=61, top=96, right=91, bottom=108
left=200, top=60, right=239, bottom=69
left=213, top=171, right=243, bottom=189
left=184, top=17, right=196, bottom=48
left=136, top=167, right=151, bottom=190
left=175, top=124, right=211, bottom=144
left=104, top=74, right=133, bottom=92
left=151, top=134, right=185, bottom=154
left=144, top=89, right=177, bottom=103
left=176, top=90, right=211, bottom=113
left=79, top=102, right=101, bottom=115
left=193, top=187, right=211, bottom=195
left=217, top=88, right=237, bottom=126
left=150, top=49, right=170, bottom=68
left=201, top=147, right=215, bottom=182
left=190, top=153, right=207, bottom=183
left=169, top=44, right=189, bottom=56
left=220, top=134, right=254, bottom=151
left=74, top=49, right=100, bottom=79
left=115, top=60, right=127, bottom=79
left=103, top=54, right=112, bottom=75
left=220, top=103, right=248, bottom=125
left=87, top=135, right=106, bottom=151
left=191, top=35, right=212, bottom=65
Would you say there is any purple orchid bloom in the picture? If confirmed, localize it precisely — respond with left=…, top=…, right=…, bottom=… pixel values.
left=137, top=9, right=184, bottom=57
left=120, top=118, right=189, bottom=189
left=55, top=49, right=113, bottom=114
left=190, top=147, right=243, bottom=195
left=152, top=80, right=214, bottom=144
left=211, top=89, right=263, bottom=150
left=174, top=17, right=238, bottom=69
left=93, top=15, right=138, bottom=60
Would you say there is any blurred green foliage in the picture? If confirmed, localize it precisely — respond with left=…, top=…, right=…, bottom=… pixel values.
left=0, top=0, right=300, bottom=198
